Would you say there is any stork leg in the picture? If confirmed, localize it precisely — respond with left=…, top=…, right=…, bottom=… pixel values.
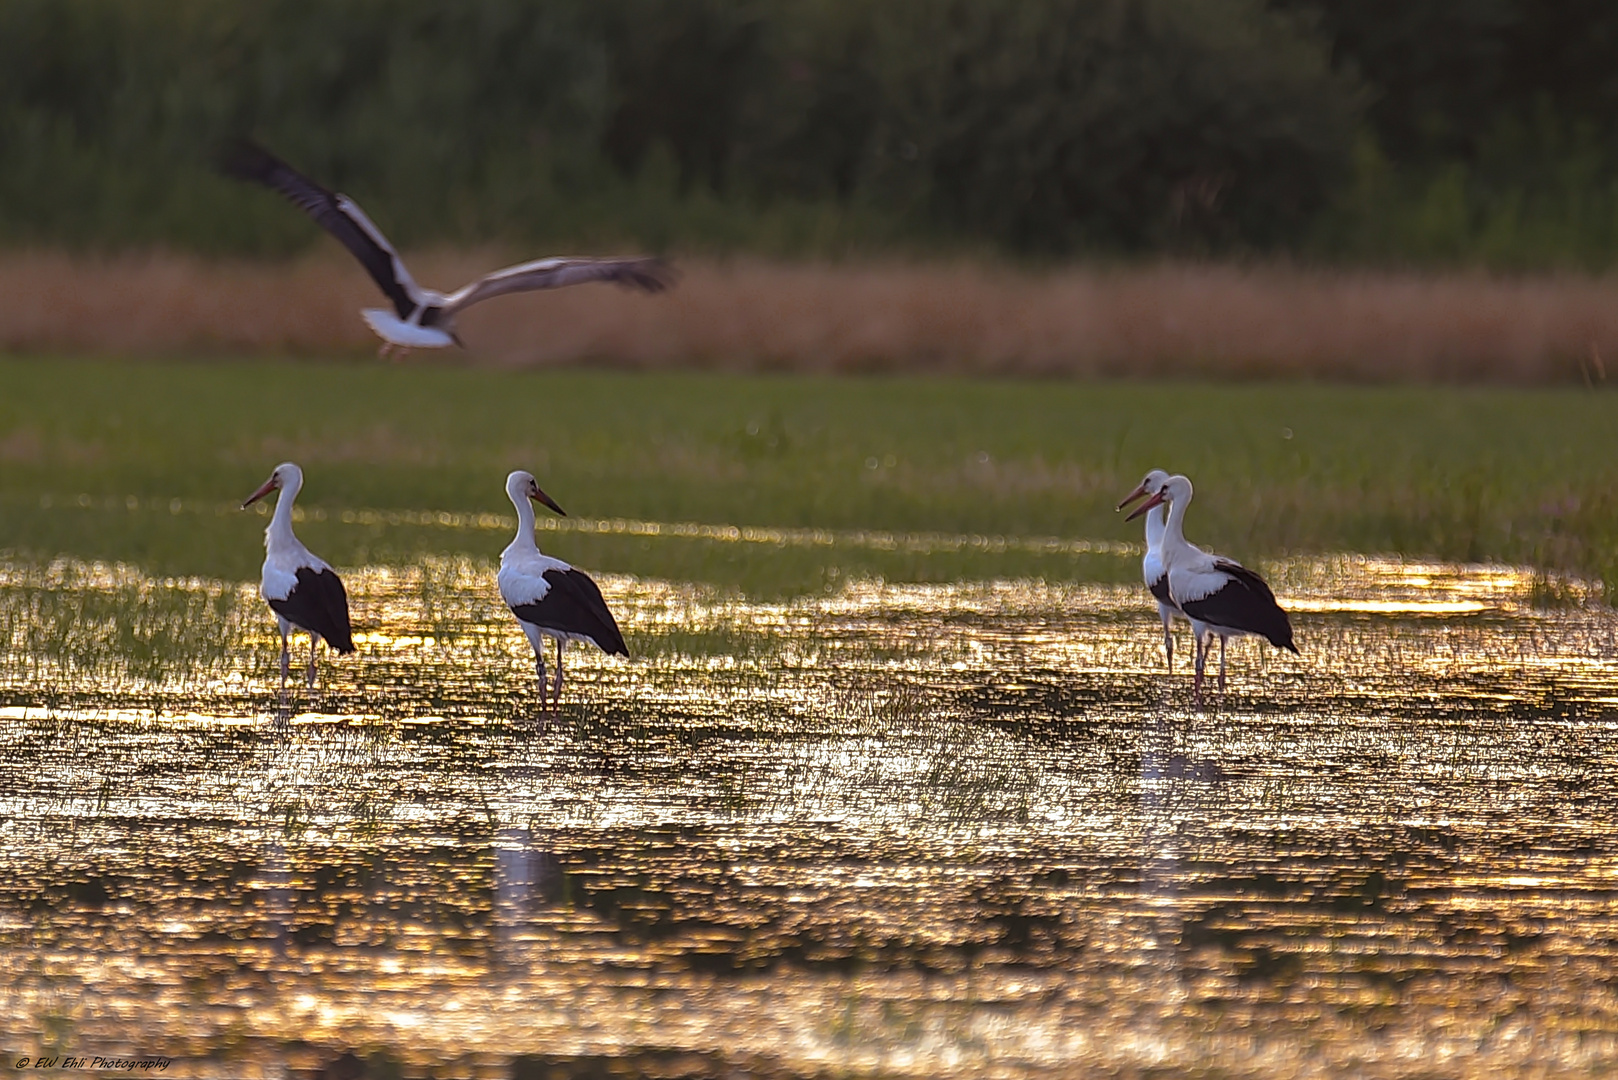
left=377, top=341, right=393, bottom=361
left=278, top=627, right=290, bottom=700
left=534, top=650, right=549, bottom=709
left=1193, top=632, right=1207, bottom=704
left=1217, top=635, right=1228, bottom=692
left=551, top=638, right=566, bottom=705
left=307, top=633, right=320, bottom=690
left=1162, top=615, right=1175, bottom=672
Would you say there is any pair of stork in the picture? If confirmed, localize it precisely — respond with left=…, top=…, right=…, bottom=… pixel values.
left=1118, top=470, right=1298, bottom=698
left=244, top=463, right=625, bottom=708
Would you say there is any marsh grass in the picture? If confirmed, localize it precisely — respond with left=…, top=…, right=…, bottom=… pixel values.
left=4, top=253, right=1618, bottom=382
left=0, top=560, right=246, bottom=692
left=3, top=357, right=1618, bottom=593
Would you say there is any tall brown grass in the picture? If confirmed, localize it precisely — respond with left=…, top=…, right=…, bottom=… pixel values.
left=3, top=249, right=1616, bottom=382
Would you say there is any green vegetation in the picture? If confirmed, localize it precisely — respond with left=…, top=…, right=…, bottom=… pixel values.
left=2, top=0, right=1614, bottom=266
left=3, top=357, right=1618, bottom=594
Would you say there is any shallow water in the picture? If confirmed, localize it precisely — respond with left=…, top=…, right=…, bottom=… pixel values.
left=3, top=544, right=1618, bottom=1078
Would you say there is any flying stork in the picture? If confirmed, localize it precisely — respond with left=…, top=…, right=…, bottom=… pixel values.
left=1126, top=473, right=1296, bottom=698
left=221, top=140, right=674, bottom=358
left=242, top=462, right=355, bottom=698
left=1117, top=467, right=1187, bottom=670
left=497, top=470, right=628, bottom=709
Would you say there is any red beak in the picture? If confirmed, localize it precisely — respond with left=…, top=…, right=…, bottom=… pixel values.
left=1124, top=489, right=1167, bottom=522
left=242, top=478, right=277, bottom=509
left=531, top=485, right=566, bottom=517
left=1116, top=482, right=1150, bottom=512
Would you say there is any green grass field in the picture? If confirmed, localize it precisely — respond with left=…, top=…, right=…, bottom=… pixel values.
left=3, top=356, right=1618, bottom=594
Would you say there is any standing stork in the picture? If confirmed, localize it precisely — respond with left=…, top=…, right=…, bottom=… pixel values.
left=220, top=141, right=674, bottom=358
left=1117, top=467, right=1187, bottom=670
left=497, top=470, right=628, bottom=709
left=1126, top=474, right=1296, bottom=698
left=242, top=462, right=355, bottom=698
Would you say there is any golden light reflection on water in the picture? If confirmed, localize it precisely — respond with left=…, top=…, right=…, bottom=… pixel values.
left=3, top=553, right=1618, bottom=1077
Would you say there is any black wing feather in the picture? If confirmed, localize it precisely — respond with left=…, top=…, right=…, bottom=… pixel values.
left=1181, top=559, right=1296, bottom=652
left=511, top=568, right=628, bottom=657
left=219, top=140, right=415, bottom=318
left=1148, top=574, right=1174, bottom=607
left=268, top=567, right=355, bottom=654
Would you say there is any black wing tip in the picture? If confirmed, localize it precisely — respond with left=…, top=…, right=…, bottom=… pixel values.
left=619, top=258, right=677, bottom=293
left=582, top=621, right=630, bottom=658
left=1279, top=638, right=1299, bottom=654
left=217, top=137, right=283, bottom=182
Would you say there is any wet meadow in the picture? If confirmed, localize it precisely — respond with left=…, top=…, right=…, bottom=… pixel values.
left=6, top=356, right=1618, bottom=1077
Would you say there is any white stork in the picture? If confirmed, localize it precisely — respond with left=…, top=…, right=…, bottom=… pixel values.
left=242, top=462, right=355, bottom=697
left=1126, top=474, right=1296, bottom=697
left=221, top=141, right=673, bottom=358
left=497, top=470, right=628, bottom=708
left=1117, top=467, right=1186, bottom=669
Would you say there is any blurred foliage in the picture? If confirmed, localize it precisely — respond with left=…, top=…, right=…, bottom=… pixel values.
left=1277, top=0, right=1618, bottom=269
left=861, top=0, right=1354, bottom=252
left=0, top=0, right=1613, bottom=266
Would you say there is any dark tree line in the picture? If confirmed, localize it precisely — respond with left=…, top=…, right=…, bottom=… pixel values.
left=0, top=0, right=1612, bottom=264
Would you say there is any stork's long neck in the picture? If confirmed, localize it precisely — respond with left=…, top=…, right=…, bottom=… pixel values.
left=267, top=475, right=302, bottom=549
left=508, top=488, right=539, bottom=555
left=1144, top=503, right=1166, bottom=553
left=1162, top=488, right=1191, bottom=551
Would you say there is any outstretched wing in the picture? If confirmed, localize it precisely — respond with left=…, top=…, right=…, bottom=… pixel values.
left=441, top=256, right=673, bottom=316
left=219, top=140, right=425, bottom=318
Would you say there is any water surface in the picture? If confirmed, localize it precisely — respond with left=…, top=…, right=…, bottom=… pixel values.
left=3, top=545, right=1617, bottom=1078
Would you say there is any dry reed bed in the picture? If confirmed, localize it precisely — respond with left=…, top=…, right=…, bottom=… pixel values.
left=3, top=250, right=1616, bottom=381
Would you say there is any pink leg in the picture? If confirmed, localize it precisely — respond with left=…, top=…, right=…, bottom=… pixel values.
left=1193, top=633, right=1206, bottom=704
left=551, top=639, right=566, bottom=705
left=278, top=629, right=290, bottom=702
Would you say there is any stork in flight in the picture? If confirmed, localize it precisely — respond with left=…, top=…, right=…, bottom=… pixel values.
left=242, top=462, right=355, bottom=699
left=1117, top=467, right=1187, bottom=670
left=497, top=470, right=628, bottom=709
left=221, top=140, right=674, bottom=358
left=1126, top=473, right=1296, bottom=698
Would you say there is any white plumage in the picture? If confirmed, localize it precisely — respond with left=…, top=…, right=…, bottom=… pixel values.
left=360, top=310, right=456, bottom=350
left=242, top=462, right=354, bottom=700
left=1126, top=473, right=1296, bottom=699
left=1119, top=467, right=1187, bottom=670
left=497, top=470, right=628, bottom=709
